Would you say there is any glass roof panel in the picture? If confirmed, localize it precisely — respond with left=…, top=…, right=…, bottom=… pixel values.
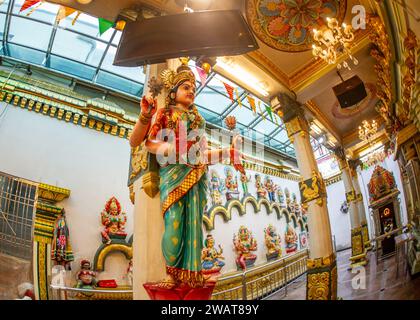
left=49, top=54, right=96, bottom=80
left=0, top=13, right=6, bottom=39
left=227, top=103, right=257, bottom=126
left=101, top=45, right=145, bottom=82
left=9, top=16, right=52, bottom=51
left=60, top=12, right=103, bottom=39
left=52, top=28, right=106, bottom=67
left=273, top=128, right=289, bottom=143
left=0, top=0, right=8, bottom=12
left=96, top=70, right=143, bottom=96
left=253, top=118, right=278, bottom=136
left=6, top=43, right=45, bottom=65
left=194, top=86, right=233, bottom=115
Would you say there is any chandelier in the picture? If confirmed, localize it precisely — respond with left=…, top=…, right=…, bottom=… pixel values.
left=358, top=119, right=378, bottom=144
left=312, top=17, right=357, bottom=70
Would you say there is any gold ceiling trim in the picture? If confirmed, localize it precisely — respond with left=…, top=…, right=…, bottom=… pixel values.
left=305, top=100, right=342, bottom=143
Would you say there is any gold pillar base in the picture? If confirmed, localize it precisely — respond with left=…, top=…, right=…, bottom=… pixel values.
left=350, top=227, right=368, bottom=269
left=306, top=253, right=337, bottom=300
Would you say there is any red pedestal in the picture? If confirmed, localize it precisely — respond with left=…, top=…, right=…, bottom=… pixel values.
left=143, top=282, right=216, bottom=300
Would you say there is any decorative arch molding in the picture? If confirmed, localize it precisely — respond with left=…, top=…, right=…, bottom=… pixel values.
left=203, top=195, right=307, bottom=231
left=93, top=242, right=133, bottom=272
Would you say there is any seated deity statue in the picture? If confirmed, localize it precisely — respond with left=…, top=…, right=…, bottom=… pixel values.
left=264, top=224, right=282, bottom=261
left=255, top=174, right=267, bottom=199
left=264, top=177, right=276, bottom=202
left=201, top=234, right=225, bottom=276
left=225, top=167, right=239, bottom=201
left=101, top=197, right=127, bottom=245
left=285, top=224, right=298, bottom=254
left=233, top=226, right=257, bottom=270
left=76, top=259, right=97, bottom=289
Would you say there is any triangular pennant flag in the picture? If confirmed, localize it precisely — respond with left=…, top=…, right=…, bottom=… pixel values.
left=20, top=0, right=41, bottom=12
left=258, top=100, right=266, bottom=121
left=72, top=11, right=81, bottom=25
left=223, top=82, right=234, bottom=101
left=247, top=95, right=256, bottom=114
left=56, top=6, right=76, bottom=24
left=265, top=104, right=273, bottom=121
left=98, top=18, right=115, bottom=36
left=195, top=66, right=208, bottom=85
left=235, top=88, right=242, bottom=108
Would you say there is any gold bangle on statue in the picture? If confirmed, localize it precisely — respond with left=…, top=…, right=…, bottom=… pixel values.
left=139, top=113, right=152, bottom=125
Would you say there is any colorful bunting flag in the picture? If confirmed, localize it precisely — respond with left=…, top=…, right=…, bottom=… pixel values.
left=265, top=104, right=273, bottom=121
left=223, top=82, right=234, bottom=101
left=98, top=18, right=115, bottom=35
left=19, top=0, right=40, bottom=12
left=258, top=100, right=266, bottom=121
left=56, top=6, right=77, bottom=24
left=247, top=96, right=256, bottom=114
left=273, top=114, right=279, bottom=125
left=195, top=66, right=208, bottom=85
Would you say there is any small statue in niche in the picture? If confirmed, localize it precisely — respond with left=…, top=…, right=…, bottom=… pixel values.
left=264, top=176, right=276, bottom=202
left=255, top=174, right=267, bottom=199
left=233, top=226, right=257, bottom=270
left=101, top=197, right=127, bottom=245
left=240, top=172, right=251, bottom=196
left=292, top=193, right=301, bottom=216
left=284, top=188, right=291, bottom=208
left=76, top=259, right=97, bottom=289
left=285, top=224, right=298, bottom=254
left=264, top=224, right=282, bottom=261
left=209, top=170, right=224, bottom=206
left=201, top=234, right=225, bottom=276
left=277, top=187, right=285, bottom=205
left=301, top=203, right=308, bottom=222
left=340, top=201, right=349, bottom=214
left=225, top=167, right=239, bottom=201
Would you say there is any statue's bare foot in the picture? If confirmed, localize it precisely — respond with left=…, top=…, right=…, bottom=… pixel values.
left=155, top=276, right=177, bottom=289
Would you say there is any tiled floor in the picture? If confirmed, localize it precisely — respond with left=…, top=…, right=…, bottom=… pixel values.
left=267, top=248, right=420, bottom=300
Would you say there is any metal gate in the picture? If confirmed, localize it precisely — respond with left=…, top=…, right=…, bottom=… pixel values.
left=0, top=172, right=37, bottom=260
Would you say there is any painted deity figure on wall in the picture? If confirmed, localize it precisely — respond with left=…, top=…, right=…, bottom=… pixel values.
left=264, top=176, right=276, bottom=202
left=233, top=226, right=257, bottom=270
left=101, top=197, right=127, bottom=245
left=255, top=174, right=267, bottom=199
left=264, top=224, right=282, bottom=261
left=130, top=60, right=245, bottom=289
left=284, top=188, right=291, bottom=208
left=285, top=224, right=298, bottom=254
left=209, top=170, right=223, bottom=206
left=240, top=172, right=251, bottom=196
left=292, top=193, right=301, bottom=216
left=76, top=259, right=97, bottom=289
left=201, top=234, right=225, bottom=276
left=225, top=167, right=239, bottom=201
left=277, top=187, right=285, bottom=205
left=51, top=209, right=74, bottom=269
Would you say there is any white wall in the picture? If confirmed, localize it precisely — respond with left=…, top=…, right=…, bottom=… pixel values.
left=0, top=104, right=134, bottom=284
left=326, top=180, right=351, bottom=251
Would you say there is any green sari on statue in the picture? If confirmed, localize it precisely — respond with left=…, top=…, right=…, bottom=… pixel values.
left=157, top=107, right=208, bottom=288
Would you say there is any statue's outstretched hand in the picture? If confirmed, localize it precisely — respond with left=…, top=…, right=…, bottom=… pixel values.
left=140, top=96, right=157, bottom=118
left=230, top=135, right=246, bottom=175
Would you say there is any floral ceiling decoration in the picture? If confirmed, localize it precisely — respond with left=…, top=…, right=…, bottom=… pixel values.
left=246, top=0, right=347, bottom=52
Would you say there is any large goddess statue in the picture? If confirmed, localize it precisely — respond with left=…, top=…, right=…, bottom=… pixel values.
left=129, top=60, right=244, bottom=289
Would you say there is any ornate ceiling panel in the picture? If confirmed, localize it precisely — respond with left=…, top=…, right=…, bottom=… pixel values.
left=245, top=0, right=347, bottom=52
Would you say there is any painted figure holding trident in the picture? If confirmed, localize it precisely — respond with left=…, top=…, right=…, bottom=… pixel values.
left=129, top=58, right=245, bottom=289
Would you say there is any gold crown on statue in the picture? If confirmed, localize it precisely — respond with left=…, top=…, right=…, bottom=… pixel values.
left=160, top=57, right=196, bottom=90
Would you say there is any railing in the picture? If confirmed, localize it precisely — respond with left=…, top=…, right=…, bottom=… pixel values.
left=370, top=225, right=408, bottom=264
left=211, top=249, right=308, bottom=300
left=50, top=285, right=133, bottom=300
left=50, top=249, right=308, bottom=300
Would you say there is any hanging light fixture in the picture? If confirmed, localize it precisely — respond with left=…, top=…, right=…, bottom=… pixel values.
left=312, top=17, right=357, bottom=70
